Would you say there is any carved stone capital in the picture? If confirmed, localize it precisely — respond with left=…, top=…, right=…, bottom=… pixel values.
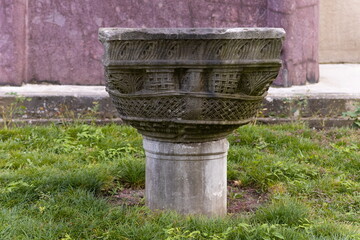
left=100, top=28, right=285, bottom=142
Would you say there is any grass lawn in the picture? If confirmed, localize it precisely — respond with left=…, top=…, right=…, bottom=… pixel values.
left=0, top=123, right=359, bottom=239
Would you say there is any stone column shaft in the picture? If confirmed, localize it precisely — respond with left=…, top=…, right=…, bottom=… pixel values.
left=143, top=138, right=229, bottom=216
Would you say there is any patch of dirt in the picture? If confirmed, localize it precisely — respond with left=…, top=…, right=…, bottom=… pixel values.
left=227, top=182, right=268, bottom=213
left=109, top=188, right=145, bottom=206
left=108, top=182, right=268, bottom=213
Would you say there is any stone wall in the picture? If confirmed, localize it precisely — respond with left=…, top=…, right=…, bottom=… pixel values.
left=320, top=0, right=360, bottom=63
left=268, top=0, right=319, bottom=86
left=0, top=0, right=27, bottom=85
left=0, top=0, right=319, bottom=86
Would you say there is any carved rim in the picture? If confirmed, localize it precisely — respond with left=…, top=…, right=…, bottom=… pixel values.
left=105, top=60, right=282, bottom=67
left=99, top=28, right=285, bottom=42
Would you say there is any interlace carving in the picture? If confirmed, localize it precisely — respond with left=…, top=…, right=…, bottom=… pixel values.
left=128, top=120, right=242, bottom=142
left=143, top=69, right=177, bottom=91
left=201, top=99, right=261, bottom=121
left=208, top=69, right=241, bottom=94
left=108, top=39, right=282, bottom=61
left=111, top=95, right=186, bottom=119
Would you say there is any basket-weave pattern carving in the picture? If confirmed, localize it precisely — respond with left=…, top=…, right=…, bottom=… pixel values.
left=201, top=99, right=261, bottom=121
left=208, top=70, right=241, bottom=94
left=112, top=96, right=186, bottom=119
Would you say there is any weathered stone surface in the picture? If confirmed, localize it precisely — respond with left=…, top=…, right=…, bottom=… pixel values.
left=0, top=0, right=26, bottom=85
left=26, top=0, right=269, bottom=85
left=143, top=138, right=229, bottom=216
left=27, top=0, right=106, bottom=84
left=268, top=0, right=319, bottom=86
left=1, top=0, right=318, bottom=86
left=100, top=28, right=284, bottom=142
left=99, top=27, right=284, bottom=216
left=99, top=28, right=285, bottom=41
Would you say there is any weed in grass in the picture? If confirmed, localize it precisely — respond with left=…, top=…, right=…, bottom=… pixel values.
left=0, top=93, right=31, bottom=129
left=268, top=182, right=288, bottom=195
left=253, top=197, right=310, bottom=226
left=164, top=225, right=235, bottom=239
left=97, top=144, right=145, bottom=188
left=0, top=180, right=32, bottom=194
left=164, top=222, right=325, bottom=240
left=343, top=104, right=360, bottom=128
left=309, top=221, right=360, bottom=239
left=116, top=157, right=146, bottom=189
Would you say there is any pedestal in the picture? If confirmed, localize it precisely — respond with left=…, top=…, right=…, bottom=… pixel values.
left=100, top=28, right=284, bottom=216
left=143, top=138, right=229, bottom=216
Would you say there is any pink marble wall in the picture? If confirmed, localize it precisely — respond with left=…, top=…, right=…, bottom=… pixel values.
left=1, top=0, right=319, bottom=86
left=268, top=0, right=319, bottom=86
left=0, top=0, right=26, bottom=85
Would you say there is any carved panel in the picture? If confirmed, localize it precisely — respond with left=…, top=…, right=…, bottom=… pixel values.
left=111, top=95, right=187, bottom=119
left=208, top=69, right=241, bottom=94
left=201, top=98, right=262, bottom=120
left=239, top=71, right=279, bottom=96
left=106, top=69, right=145, bottom=94
left=143, top=69, right=177, bottom=91
left=108, top=39, right=282, bottom=61
left=106, top=68, right=278, bottom=96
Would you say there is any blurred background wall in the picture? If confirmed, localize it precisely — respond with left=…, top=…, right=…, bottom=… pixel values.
left=320, top=0, right=360, bottom=63
left=1, top=0, right=322, bottom=87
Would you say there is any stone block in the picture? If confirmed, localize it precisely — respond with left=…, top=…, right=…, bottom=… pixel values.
left=267, top=0, right=296, bottom=14
left=27, top=0, right=108, bottom=84
left=268, top=0, right=319, bottom=86
left=0, top=0, right=26, bottom=85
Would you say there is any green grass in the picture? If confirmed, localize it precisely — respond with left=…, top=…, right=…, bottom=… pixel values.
left=0, top=123, right=359, bottom=239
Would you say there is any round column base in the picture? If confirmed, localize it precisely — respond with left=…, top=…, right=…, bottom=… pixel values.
left=143, top=138, right=229, bottom=216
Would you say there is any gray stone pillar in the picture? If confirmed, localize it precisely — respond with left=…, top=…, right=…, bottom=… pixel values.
left=143, top=138, right=229, bottom=216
